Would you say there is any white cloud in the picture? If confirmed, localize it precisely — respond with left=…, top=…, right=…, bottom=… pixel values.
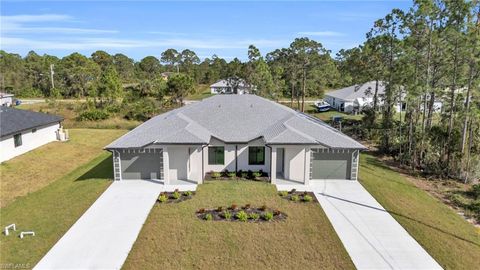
left=1, top=14, right=72, bottom=23
left=297, top=31, right=345, bottom=37
left=1, top=36, right=285, bottom=51
left=0, top=14, right=117, bottom=35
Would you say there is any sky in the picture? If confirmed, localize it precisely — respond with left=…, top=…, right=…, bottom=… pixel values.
left=1, top=1, right=412, bottom=61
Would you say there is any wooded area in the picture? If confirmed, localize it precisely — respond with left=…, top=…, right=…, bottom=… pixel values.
left=0, top=0, right=478, bottom=182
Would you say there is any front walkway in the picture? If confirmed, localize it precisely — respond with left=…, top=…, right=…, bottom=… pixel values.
left=34, top=180, right=163, bottom=270
left=310, top=180, right=442, bottom=270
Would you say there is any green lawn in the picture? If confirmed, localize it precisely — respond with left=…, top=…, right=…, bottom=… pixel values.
left=359, top=153, right=480, bottom=270
left=0, top=153, right=114, bottom=268
left=0, top=129, right=127, bottom=207
left=187, top=84, right=214, bottom=100
left=123, top=181, right=354, bottom=269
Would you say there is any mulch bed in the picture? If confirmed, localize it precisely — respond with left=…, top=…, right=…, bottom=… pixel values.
left=157, top=191, right=196, bottom=204
left=278, top=190, right=317, bottom=203
left=196, top=205, right=287, bottom=222
left=204, top=171, right=270, bottom=183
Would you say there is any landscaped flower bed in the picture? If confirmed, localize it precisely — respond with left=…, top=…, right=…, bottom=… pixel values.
left=205, top=170, right=269, bottom=182
left=196, top=204, right=287, bottom=222
left=278, top=189, right=317, bottom=203
left=157, top=190, right=195, bottom=203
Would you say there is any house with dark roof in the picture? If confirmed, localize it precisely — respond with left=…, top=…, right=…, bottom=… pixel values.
left=106, top=95, right=365, bottom=185
left=0, top=107, right=65, bottom=162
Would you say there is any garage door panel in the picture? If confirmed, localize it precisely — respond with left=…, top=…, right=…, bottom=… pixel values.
left=312, top=160, right=347, bottom=179
left=311, top=151, right=351, bottom=180
left=121, top=151, right=162, bottom=180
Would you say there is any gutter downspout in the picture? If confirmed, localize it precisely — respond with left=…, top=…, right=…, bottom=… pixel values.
left=235, top=145, right=238, bottom=173
left=265, top=144, right=272, bottom=181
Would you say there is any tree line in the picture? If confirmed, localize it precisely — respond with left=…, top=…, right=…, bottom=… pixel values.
left=0, top=0, right=478, bottom=182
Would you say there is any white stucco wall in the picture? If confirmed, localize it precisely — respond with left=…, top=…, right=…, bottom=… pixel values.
left=237, top=138, right=270, bottom=173
left=283, top=145, right=308, bottom=183
left=0, top=122, right=60, bottom=162
left=203, top=138, right=271, bottom=174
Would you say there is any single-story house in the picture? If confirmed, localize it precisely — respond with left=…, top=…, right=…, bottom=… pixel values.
left=325, top=81, right=443, bottom=114
left=210, top=78, right=254, bottom=95
left=0, top=92, right=14, bottom=107
left=0, top=107, right=66, bottom=162
left=105, top=95, right=366, bottom=185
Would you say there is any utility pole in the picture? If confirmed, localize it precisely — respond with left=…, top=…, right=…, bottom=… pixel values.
left=50, top=64, right=55, bottom=89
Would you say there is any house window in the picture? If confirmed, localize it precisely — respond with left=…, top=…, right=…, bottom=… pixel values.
left=208, top=147, right=224, bottom=165
left=248, top=146, right=265, bottom=165
left=13, top=133, right=22, bottom=147
left=32, top=128, right=37, bottom=133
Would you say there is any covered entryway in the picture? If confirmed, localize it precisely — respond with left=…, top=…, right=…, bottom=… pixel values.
left=119, top=148, right=163, bottom=180
left=310, top=149, right=351, bottom=180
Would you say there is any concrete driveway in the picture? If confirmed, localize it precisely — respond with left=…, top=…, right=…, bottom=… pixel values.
left=311, top=180, right=442, bottom=270
left=35, top=180, right=163, bottom=270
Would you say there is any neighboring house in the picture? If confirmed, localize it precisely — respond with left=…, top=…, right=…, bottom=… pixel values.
left=210, top=78, right=254, bottom=94
left=0, top=92, right=14, bottom=106
left=0, top=107, right=66, bottom=162
left=106, top=95, right=366, bottom=185
left=325, top=81, right=443, bottom=113
left=161, top=72, right=175, bottom=81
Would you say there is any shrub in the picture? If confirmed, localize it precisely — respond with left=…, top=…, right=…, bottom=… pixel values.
left=449, top=193, right=468, bottom=207
left=77, top=109, right=110, bottom=121
left=278, top=191, right=288, bottom=197
left=249, top=213, right=260, bottom=220
left=303, top=195, right=313, bottom=202
left=252, top=171, right=262, bottom=179
left=230, top=204, right=238, bottom=210
left=467, top=200, right=480, bottom=213
left=183, top=191, right=192, bottom=196
left=263, top=212, right=274, bottom=221
left=290, top=188, right=296, bottom=194
left=291, top=195, right=300, bottom=202
left=243, top=204, right=251, bottom=209
left=211, top=171, right=221, bottom=178
left=236, top=210, right=249, bottom=222
left=217, top=206, right=223, bottom=212
left=172, top=191, right=181, bottom=200
left=223, top=210, right=232, bottom=219
left=273, top=209, right=281, bottom=216
left=470, top=184, right=480, bottom=200
left=197, top=208, right=205, bottom=214
left=260, top=205, right=267, bottom=211
left=204, top=213, right=213, bottom=221
left=158, top=194, right=168, bottom=203
left=241, top=171, right=248, bottom=178
left=227, top=172, right=236, bottom=178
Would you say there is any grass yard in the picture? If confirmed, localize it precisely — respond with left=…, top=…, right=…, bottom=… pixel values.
left=186, top=84, right=214, bottom=100
left=17, top=102, right=141, bottom=130
left=0, top=129, right=126, bottom=208
left=124, top=181, right=354, bottom=270
left=359, top=153, right=480, bottom=270
left=0, top=152, right=114, bottom=268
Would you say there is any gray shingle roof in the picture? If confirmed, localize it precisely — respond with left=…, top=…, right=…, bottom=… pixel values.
left=106, top=95, right=366, bottom=149
left=325, top=81, right=386, bottom=101
left=0, top=107, right=63, bottom=137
